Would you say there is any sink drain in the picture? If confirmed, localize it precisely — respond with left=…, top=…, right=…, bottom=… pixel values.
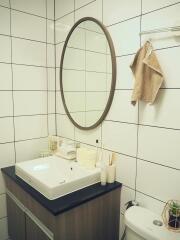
left=153, top=220, right=163, bottom=226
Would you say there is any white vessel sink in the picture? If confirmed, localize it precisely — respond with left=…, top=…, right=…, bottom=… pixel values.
left=15, top=156, right=100, bottom=200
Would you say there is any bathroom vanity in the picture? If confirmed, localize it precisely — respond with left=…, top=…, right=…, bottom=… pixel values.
left=2, top=166, right=121, bottom=240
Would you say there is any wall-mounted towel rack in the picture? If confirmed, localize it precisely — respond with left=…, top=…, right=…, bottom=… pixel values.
left=140, top=25, right=180, bottom=35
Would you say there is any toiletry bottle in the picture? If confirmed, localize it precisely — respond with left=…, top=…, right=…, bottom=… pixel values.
left=101, top=165, right=107, bottom=186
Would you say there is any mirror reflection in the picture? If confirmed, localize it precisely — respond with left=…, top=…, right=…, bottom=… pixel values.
left=61, top=20, right=113, bottom=128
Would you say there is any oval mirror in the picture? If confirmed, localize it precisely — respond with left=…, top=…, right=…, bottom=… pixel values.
left=60, top=17, right=116, bottom=130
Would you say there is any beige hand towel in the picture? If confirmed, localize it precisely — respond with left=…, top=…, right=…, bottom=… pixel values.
left=130, top=41, right=164, bottom=105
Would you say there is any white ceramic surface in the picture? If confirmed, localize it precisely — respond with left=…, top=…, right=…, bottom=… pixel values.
left=15, top=156, right=100, bottom=200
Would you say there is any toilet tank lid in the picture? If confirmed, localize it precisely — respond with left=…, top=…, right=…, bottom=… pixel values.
left=124, top=206, right=179, bottom=240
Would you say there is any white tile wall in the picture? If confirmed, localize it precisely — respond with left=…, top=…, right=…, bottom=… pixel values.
left=55, top=0, right=74, bottom=19
left=0, top=6, right=10, bottom=35
left=0, top=0, right=9, bottom=7
left=16, top=137, right=48, bottom=162
left=108, top=17, right=140, bottom=56
left=0, top=36, right=11, bottom=63
left=13, top=65, right=47, bottom=90
left=12, top=38, right=46, bottom=66
left=0, top=63, right=12, bottom=90
left=102, top=121, right=137, bottom=156
left=55, top=1, right=180, bottom=239
left=14, top=115, right=48, bottom=141
left=11, top=0, right=46, bottom=17
left=11, top=10, right=46, bottom=42
left=142, top=0, right=179, bottom=14
left=103, top=0, right=141, bottom=26
left=0, top=92, right=13, bottom=117
left=0, top=2, right=55, bottom=238
left=0, top=1, right=179, bottom=239
left=136, top=159, right=180, bottom=202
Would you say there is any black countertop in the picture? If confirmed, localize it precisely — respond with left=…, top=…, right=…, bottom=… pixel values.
left=1, top=166, right=122, bottom=216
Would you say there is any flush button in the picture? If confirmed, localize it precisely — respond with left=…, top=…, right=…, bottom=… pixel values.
left=153, top=220, right=163, bottom=226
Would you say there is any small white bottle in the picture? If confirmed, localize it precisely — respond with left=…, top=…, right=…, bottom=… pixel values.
left=101, top=165, right=107, bottom=186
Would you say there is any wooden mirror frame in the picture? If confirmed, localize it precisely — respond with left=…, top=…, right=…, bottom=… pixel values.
left=60, top=17, right=116, bottom=130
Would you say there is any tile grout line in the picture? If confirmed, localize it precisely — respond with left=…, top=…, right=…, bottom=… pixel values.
left=0, top=4, right=54, bottom=21
left=54, top=0, right=58, bottom=136
left=45, top=0, right=49, bottom=136
left=9, top=0, right=17, bottom=164
left=134, top=0, right=142, bottom=200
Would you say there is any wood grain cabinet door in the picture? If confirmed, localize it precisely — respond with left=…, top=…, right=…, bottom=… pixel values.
left=7, top=195, right=26, bottom=240
left=26, top=215, right=51, bottom=240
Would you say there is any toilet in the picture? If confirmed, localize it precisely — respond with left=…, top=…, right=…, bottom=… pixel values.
left=124, top=206, right=179, bottom=240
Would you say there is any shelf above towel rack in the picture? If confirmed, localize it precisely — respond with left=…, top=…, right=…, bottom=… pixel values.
left=140, top=25, right=180, bottom=35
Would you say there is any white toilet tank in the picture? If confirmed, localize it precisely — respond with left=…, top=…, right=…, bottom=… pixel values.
left=124, top=206, right=179, bottom=240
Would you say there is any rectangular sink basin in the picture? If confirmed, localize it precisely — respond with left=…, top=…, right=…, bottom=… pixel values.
left=15, top=156, right=100, bottom=200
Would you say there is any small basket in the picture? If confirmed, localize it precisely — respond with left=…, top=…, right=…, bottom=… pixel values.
left=162, top=200, right=180, bottom=232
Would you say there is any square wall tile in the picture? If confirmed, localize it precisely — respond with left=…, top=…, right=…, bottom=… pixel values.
left=57, top=114, right=74, bottom=139
left=75, top=125, right=101, bottom=146
left=136, top=159, right=180, bottom=202
left=116, top=55, right=134, bottom=90
left=0, top=63, right=12, bottom=90
left=56, top=67, right=60, bottom=91
left=103, top=0, right=141, bottom=26
left=0, top=0, right=9, bottom=7
left=48, top=114, right=56, bottom=135
left=12, top=38, right=46, bottom=66
left=75, top=0, right=102, bottom=22
left=47, top=20, right=55, bottom=44
left=136, top=192, right=165, bottom=215
left=15, top=115, right=48, bottom=141
left=75, top=0, right=94, bottom=9
left=55, top=0, right=74, bottom=19
left=106, top=90, right=138, bottom=124
left=142, top=0, right=179, bottom=14
left=141, top=4, right=180, bottom=49
left=11, top=0, right=46, bottom=17
left=138, top=125, right=180, bottom=169
left=14, top=91, right=47, bottom=116
left=0, top=6, right=10, bottom=35
left=0, top=36, right=11, bottom=63
left=13, top=65, right=47, bottom=90
left=16, top=137, right=48, bottom=162
left=0, top=194, right=7, bottom=218
left=55, top=13, right=74, bottom=43
left=56, top=43, right=64, bottom=67
left=139, top=89, right=180, bottom=129
left=47, top=44, right=55, bottom=67
left=0, top=91, right=13, bottom=117
left=48, top=68, right=55, bottom=91
left=47, top=0, right=54, bottom=20
left=0, top=117, right=14, bottom=143
left=12, top=11, right=46, bottom=42
left=48, top=92, right=55, bottom=114
left=0, top=143, right=15, bottom=168
left=108, top=17, right=140, bottom=56
left=115, top=153, right=136, bottom=189
left=0, top=218, right=8, bottom=240
left=156, top=47, right=180, bottom=88
left=102, top=121, right=137, bottom=157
